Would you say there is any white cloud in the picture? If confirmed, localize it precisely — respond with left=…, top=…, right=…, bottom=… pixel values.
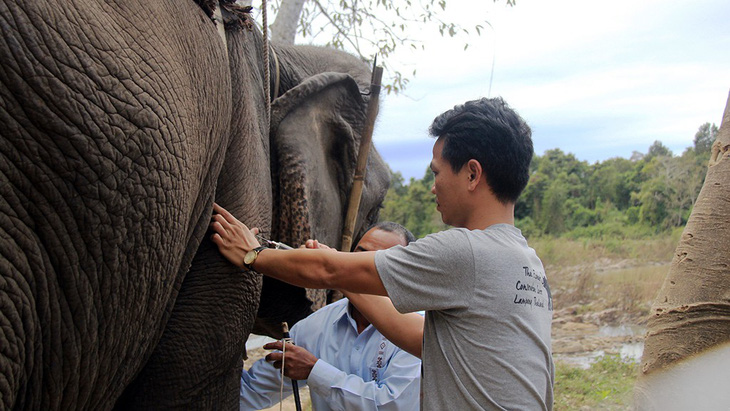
left=370, top=0, right=730, bottom=179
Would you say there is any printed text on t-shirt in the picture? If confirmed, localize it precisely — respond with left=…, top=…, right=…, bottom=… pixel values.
left=513, top=266, right=553, bottom=310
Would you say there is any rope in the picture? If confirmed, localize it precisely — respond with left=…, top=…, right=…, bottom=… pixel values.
left=262, top=0, right=271, bottom=133
left=279, top=337, right=287, bottom=411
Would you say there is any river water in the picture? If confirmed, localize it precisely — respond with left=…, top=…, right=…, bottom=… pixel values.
left=554, top=324, right=646, bottom=369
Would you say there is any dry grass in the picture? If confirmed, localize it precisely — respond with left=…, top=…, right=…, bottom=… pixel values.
left=537, top=233, right=678, bottom=409
left=557, top=266, right=597, bottom=307
left=534, top=234, right=677, bottom=316
left=597, top=265, right=670, bottom=314
left=531, top=231, right=679, bottom=268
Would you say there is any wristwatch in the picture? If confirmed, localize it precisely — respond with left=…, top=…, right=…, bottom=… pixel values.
left=243, top=246, right=268, bottom=270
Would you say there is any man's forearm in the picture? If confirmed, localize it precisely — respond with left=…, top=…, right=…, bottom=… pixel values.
left=240, top=360, right=292, bottom=409
left=252, top=248, right=388, bottom=296
left=344, top=292, right=424, bottom=358
left=252, top=248, right=334, bottom=288
left=210, top=203, right=388, bottom=295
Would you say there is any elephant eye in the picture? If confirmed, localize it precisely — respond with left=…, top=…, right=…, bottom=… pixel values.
left=365, top=203, right=382, bottom=226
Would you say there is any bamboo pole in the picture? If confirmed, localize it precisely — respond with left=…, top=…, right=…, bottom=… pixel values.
left=340, top=65, right=383, bottom=252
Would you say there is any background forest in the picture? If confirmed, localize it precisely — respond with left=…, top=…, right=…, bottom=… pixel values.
left=380, top=122, right=718, bottom=240
left=374, top=121, right=719, bottom=409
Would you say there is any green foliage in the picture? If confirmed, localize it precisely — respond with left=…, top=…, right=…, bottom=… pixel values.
left=693, top=122, right=718, bottom=156
left=646, top=140, right=672, bottom=158
left=554, top=355, right=638, bottom=410
left=515, top=216, right=540, bottom=239
left=380, top=167, right=447, bottom=238
left=380, top=123, right=713, bottom=239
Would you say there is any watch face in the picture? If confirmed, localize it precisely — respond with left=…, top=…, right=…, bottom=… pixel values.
left=244, top=250, right=257, bottom=266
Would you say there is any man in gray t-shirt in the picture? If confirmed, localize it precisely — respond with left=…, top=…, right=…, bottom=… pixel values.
left=211, top=97, right=555, bottom=409
left=375, top=227, right=553, bottom=409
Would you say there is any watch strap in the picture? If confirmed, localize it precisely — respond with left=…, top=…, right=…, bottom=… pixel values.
left=244, top=245, right=268, bottom=269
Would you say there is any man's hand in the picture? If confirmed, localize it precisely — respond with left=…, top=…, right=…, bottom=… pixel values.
left=263, top=341, right=318, bottom=380
left=301, top=239, right=334, bottom=250
left=210, top=203, right=261, bottom=268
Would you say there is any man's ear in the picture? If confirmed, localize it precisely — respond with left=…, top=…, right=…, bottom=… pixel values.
left=467, top=159, right=482, bottom=190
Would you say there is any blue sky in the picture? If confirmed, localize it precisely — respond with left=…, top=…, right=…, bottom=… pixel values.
left=368, top=0, right=730, bottom=180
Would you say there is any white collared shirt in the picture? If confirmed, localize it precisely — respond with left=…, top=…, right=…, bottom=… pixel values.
left=240, top=298, right=421, bottom=410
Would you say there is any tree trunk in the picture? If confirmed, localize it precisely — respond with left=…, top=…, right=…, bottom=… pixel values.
left=635, top=90, right=730, bottom=408
left=269, top=0, right=305, bottom=44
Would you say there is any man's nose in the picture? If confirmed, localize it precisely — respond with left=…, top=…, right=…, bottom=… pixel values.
left=430, top=184, right=436, bottom=194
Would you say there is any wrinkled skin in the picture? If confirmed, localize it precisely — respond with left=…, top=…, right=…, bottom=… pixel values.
left=258, top=69, right=390, bottom=337
left=0, top=0, right=388, bottom=409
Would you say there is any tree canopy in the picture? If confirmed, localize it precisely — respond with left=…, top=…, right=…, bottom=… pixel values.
left=380, top=123, right=717, bottom=239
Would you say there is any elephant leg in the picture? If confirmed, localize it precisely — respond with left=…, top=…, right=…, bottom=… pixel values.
left=254, top=278, right=312, bottom=338
left=115, top=204, right=261, bottom=409
left=115, top=66, right=273, bottom=406
left=0, top=198, right=45, bottom=410
left=114, top=115, right=259, bottom=407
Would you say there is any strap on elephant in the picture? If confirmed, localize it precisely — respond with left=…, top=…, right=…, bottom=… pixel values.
left=261, top=0, right=272, bottom=130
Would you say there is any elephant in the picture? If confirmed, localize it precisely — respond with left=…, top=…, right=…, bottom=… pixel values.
left=0, top=0, right=389, bottom=409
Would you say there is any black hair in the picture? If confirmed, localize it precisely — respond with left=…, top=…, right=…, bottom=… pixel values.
left=370, top=221, right=416, bottom=245
left=429, top=97, right=533, bottom=204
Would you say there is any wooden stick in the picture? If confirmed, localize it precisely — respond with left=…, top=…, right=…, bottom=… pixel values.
left=340, top=65, right=384, bottom=252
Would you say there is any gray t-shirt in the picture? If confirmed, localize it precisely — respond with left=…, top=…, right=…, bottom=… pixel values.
left=375, top=225, right=554, bottom=410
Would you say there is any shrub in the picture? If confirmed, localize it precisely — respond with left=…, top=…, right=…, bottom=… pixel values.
left=555, top=355, right=638, bottom=410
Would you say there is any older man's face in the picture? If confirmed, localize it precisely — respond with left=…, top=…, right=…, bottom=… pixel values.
left=354, top=228, right=405, bottom=252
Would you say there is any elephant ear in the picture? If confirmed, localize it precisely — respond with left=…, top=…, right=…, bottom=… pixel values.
left=253, top=72, right=377, bottom=336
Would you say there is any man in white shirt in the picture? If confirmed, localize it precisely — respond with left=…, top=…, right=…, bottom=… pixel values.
left=239, top=222, right=420, bottom=410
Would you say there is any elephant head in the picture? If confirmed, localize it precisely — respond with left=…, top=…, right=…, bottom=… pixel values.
left=254, top=70, right=390, bottom=337
left=0, top=0, right=388, bottom=409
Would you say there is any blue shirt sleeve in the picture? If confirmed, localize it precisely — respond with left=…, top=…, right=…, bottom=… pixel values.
left=307, top=349, right=421, bottom=411
left=239, top=355, right=294, bottom=410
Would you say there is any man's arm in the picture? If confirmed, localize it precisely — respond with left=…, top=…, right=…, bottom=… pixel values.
left=263, top=336, right=421, bottom=410
left=305, top=345, right=421, bottom=410
left=254, top=249, right=388, bottom=295
left=260, top=340, right=318, bottom=380
left=210, top=203, right=388, bottom=295
left=343, top=292, right=425, bottom=358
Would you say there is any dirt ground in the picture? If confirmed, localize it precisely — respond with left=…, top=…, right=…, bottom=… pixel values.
left=548, top=259, right=666, bottom=368
left=551, top=303, right=646, bottom=367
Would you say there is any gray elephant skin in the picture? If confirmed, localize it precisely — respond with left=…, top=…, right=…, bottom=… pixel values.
left=0, top=0, right=389, bottom=409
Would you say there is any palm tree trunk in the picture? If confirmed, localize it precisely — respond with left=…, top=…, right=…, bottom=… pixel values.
left=635, top=90, right=730, bottom=408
